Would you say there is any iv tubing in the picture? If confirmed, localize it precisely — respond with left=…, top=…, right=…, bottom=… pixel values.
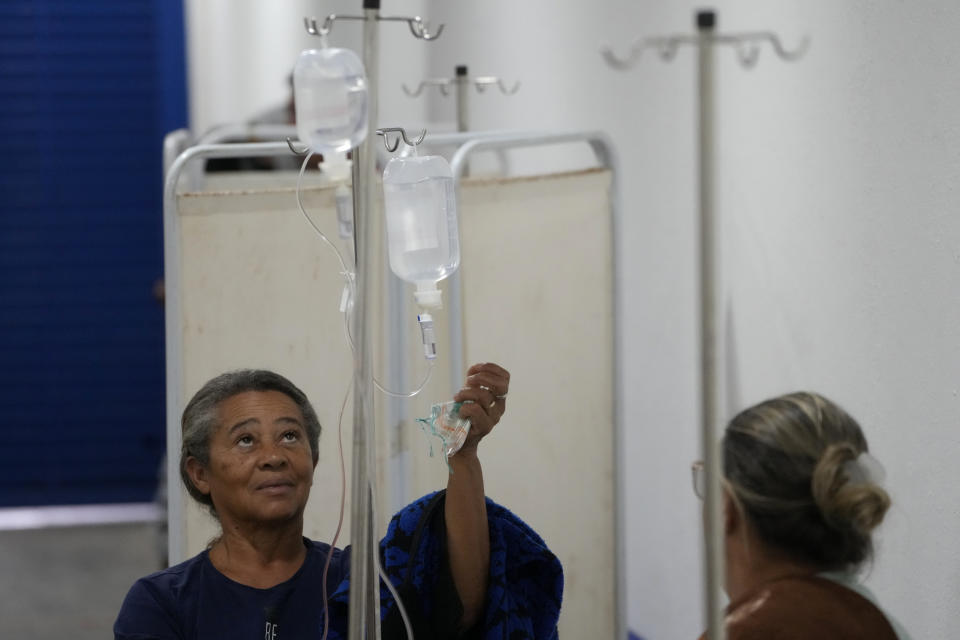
left=297, top=153, right=355, bottom=279
left=340, top=302, right=436, bottom=398
left=319, top=379, right=415, bottom=640
left=369, top=468, right=415, bottom=640
left=297, top=153, right=418, bottom=638
left=297, top=153, right=435, bottom=399
left=319, top=381, right=352, bottom=640
left=361, top=327, right=414, bottom=639
left=375, top=365, right=433, bottom=398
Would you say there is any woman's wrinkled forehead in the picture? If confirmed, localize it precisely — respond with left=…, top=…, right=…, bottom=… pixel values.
left=213, top=389, right=305, bottom=436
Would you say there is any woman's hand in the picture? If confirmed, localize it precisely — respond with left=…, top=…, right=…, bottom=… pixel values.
left=452, top=362, right=510, bottom=457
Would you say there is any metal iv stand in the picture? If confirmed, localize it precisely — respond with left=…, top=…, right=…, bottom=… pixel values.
left=302, top=3, right=444, bottom=638
left=402, top=66, right=519, bottom=134
left=601, top=10, right=807, bottom=640
left=402, top=66, right=518, bottom=176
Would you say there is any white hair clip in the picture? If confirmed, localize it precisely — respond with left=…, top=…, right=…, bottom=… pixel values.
left=842, top=451, right=886, bottom=487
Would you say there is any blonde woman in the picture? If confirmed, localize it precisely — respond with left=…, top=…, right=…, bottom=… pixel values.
left=694, top=392, right=910, bottom=639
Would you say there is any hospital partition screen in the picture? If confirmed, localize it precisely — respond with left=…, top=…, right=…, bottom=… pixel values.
left=165, top=140, right=619, bottom=638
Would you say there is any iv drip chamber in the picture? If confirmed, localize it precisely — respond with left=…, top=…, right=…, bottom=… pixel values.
left=293, top=47, right=368, bottom=153
left=383, top=154, right=460, bottom=309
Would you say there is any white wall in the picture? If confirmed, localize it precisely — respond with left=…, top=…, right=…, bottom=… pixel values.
left=423, top=1, right=960, bottom=639
left=185, top=1, right=960, bottom=638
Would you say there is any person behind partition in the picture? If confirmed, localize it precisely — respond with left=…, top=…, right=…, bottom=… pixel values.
left=114, top=363, right=563, bottom=639
left=693, top=392, right=911, bottom=640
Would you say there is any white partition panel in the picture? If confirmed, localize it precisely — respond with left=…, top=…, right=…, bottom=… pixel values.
left=465, top=169, right=616, bottom=640
left=175, top=185, right=383, bottom=551
left=171, top=168, right=615, bottom=637
left=405, top=169, right=617, bottom=639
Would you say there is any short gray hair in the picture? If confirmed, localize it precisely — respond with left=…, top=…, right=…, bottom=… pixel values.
left=179, top=370, right=322, bottom=515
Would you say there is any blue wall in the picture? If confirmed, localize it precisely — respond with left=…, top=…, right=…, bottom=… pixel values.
left=0, top=0, right=187, bottom=506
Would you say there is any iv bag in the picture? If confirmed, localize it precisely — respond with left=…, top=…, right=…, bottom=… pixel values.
left=383, top=154, right=460, bottom=308
left=293, top=47, right=368, bottom=153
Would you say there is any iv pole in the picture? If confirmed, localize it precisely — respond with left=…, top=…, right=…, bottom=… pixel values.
left=602, top=9, right=807, bottom=640
left=402, top=66, right=519, bottom=177
left=352, top=5, right=380, bottom=636
left=302, top=3, right=444, bottom=638
left=402, top=65, right=519, bottom=133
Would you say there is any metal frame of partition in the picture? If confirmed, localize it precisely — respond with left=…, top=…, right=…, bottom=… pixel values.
left=445, top=130, right=625, bottom=640
left=160, top=135, right=473, bottom=559
left=162, top=134, right=512, bottom=562
left=381, top=129, right=524, bottom=514
left=445, top=131, right=619, bottom=391
left=162, top=140, right=294, bottom=564
left=389, top=129, right=624, bottom=640
left=162, top=129, right=624, bottom=638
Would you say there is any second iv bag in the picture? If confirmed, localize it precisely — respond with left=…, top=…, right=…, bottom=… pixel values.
left=293, top=47, right=368, bottom=153
left=383, top=154, right=460, bottom=308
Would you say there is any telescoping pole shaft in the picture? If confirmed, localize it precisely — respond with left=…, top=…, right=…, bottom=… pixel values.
left=348, top=0, right=382, bottom=638
left=696, top=9, right=726, bottom=640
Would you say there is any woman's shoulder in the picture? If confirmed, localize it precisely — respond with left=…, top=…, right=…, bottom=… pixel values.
left=726, top=575, right=899, bottom=640
left=137, top=550, right=209, bottom=594
left=302, top=537, right=351, bottom=589
left=303, top=537, right=349, bottom=565
left=114, top=551, right=210, bottom=639
left=304, top=537, right=337, bottom=555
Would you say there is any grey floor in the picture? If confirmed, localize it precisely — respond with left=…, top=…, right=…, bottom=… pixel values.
left=0, top=523, right=163, bottom=639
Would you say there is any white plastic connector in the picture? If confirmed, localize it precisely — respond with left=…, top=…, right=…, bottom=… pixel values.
left=326, top=153, right=354, bottom=242
left=418, top=313, right=437, bottom=360
left=334, top=184, right=353, bottom=240
left=339, top=283, right=353, bottom=313
left=414, top=281, right=443, bottom=308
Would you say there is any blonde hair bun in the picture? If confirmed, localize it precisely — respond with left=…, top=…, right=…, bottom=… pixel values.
left=812, top=443, right=891, bottom=535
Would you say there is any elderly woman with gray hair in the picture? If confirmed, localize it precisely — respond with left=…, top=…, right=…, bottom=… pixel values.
left=115, top=363, right=563, bottom=640
left=694, top=391, right=911, bottom=640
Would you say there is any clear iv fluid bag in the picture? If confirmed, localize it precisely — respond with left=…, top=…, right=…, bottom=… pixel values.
left=293, top=47, right=368, bottom=154
left=383, top=155, right=460, bottom=306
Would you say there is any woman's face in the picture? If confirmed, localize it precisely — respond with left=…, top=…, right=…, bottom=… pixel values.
left=190, top=390, right=316, bottom=527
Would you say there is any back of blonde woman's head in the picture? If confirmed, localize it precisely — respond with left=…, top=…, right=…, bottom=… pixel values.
left=723, top=392, right=890, bottom=571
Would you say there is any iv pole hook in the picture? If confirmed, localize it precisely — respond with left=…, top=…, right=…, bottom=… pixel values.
left=376, top=128, right=427, bottom=152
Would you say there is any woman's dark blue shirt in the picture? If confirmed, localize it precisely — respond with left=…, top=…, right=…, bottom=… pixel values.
left=114, top=538, right=350, bottom=640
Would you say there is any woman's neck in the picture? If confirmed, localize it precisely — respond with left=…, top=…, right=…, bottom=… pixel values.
left=726, top=531, right=819, bottom=605
left=209, top=517, right=308, bottom=589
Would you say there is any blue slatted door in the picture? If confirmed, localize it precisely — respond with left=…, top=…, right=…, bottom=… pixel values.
left=0, top=0, right=187, bottom=506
